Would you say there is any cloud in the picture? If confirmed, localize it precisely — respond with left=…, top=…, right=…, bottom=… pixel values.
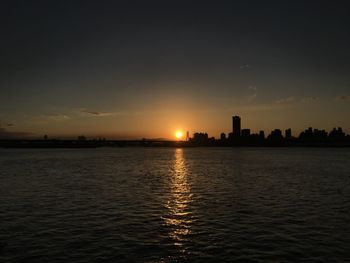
left=28, top=114, right=71, bottom=124
left=301, top=96, right=320, bottom=103
left=335, top=95, right=350, bottom=101
left=240, top=64, right=252, bottom=69
left=81, top=110, right=124, bottom=117
left=275, top=96, right=294, bottom=104
left=0, top=127, right=31, bottom=139
left=248, top=93, right=257, bottom=100
left=228, top=103, right=285, bottom=113
left=247, top=86, right=257, bottom=100
left=248, top=85, right=257, bottom=91
left=44, top=114, right=71, bottom=121
left=0, top=122, right=15, bottom=127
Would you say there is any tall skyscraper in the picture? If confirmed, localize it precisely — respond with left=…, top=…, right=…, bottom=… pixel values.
left=232, top=116, right=241, bottom=137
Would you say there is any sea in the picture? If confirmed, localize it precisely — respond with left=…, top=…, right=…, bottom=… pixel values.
left=0, top=147, right=349, bottom=262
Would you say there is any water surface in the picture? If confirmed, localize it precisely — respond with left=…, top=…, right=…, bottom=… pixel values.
left=0, top=148, right=349, bottom=262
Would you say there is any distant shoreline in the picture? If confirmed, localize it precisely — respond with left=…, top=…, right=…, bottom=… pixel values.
left=1, top=140, right=349, bottom=148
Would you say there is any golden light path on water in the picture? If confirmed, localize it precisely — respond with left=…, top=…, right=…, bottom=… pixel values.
left=163, top=148, right=193, bottom=251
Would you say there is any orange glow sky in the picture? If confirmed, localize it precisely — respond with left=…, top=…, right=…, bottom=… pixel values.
left=1, top=1, right=349, bottom=139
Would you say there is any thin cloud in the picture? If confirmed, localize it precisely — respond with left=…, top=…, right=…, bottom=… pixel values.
left=44, top=114, right=71, bottom=121
left=240, top=64, right=252, bottom=69
left=275, top=96, right=294, bottom=104
left=228, top=103, right=285, bottom=113
left=81, top=110, right=124, bottom=117
left=335, top=95, right=350, bottom=101
left=301, top=96, right=320, bottom=103
left=247, top=86, right=257, bottom=100
left=248, top=93, right=257, bottom=100
left=248, top=85, right=257, bottom=91
left=0, top=122, right=15, bottom=127
left=0, top=127, right=32, bottom=139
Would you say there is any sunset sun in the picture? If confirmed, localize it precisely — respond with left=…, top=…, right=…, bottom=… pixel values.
left=174, top=130, right=184, bottom=140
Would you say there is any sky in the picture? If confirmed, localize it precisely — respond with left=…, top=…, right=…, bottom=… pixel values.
left=1, top=0, right=350, bottom=139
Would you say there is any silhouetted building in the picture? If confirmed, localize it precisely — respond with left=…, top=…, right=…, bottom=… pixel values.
left=228, top=132, right=233, bottom=141
left=186, top=131, right=190, bottom=141
left=329, top=127, right=345, bottom=142
left=191, top=132, right=209, bottom=145
left=238, top=129, right=250, bottom=144
left=268, top=129, right=283, bottom=144
left=313, top=129, right=327, bottom=142
left=232, top=116, right=241, bottom=138
left=259, top=130, right=265, bottom=140
left=241, top=129, right=251, bottom=137
left=285, top=128, right=292, bottom=139
left=220, top=133, right=226, bottom=140
left=299, top=127, right=329, bottom=143
left=78, top=135, right=87, bottom=141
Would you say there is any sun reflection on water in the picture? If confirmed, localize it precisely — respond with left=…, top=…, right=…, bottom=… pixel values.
left=163, top=148, right=193, bottom=248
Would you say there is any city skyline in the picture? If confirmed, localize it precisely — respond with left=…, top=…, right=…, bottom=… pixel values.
left=1, top=114, right=349, bottom=143
left=1, top=2, right=350, bottom=262
left=1, top=109, right=349, bottom=140
left=1, top=1, right=350, bottom=139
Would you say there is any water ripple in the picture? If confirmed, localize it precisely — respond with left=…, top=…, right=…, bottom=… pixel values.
left=0, top=148, right=349, bottom=262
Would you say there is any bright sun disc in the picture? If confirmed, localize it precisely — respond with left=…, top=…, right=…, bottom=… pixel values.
left=175, top=131, right=183, bottom=139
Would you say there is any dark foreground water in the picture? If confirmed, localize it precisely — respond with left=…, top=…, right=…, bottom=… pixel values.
left=0, top=148, right=349, bottom=262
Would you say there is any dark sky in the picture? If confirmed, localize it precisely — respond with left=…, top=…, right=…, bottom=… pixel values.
left=1, top=1, right=350, bottom=139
